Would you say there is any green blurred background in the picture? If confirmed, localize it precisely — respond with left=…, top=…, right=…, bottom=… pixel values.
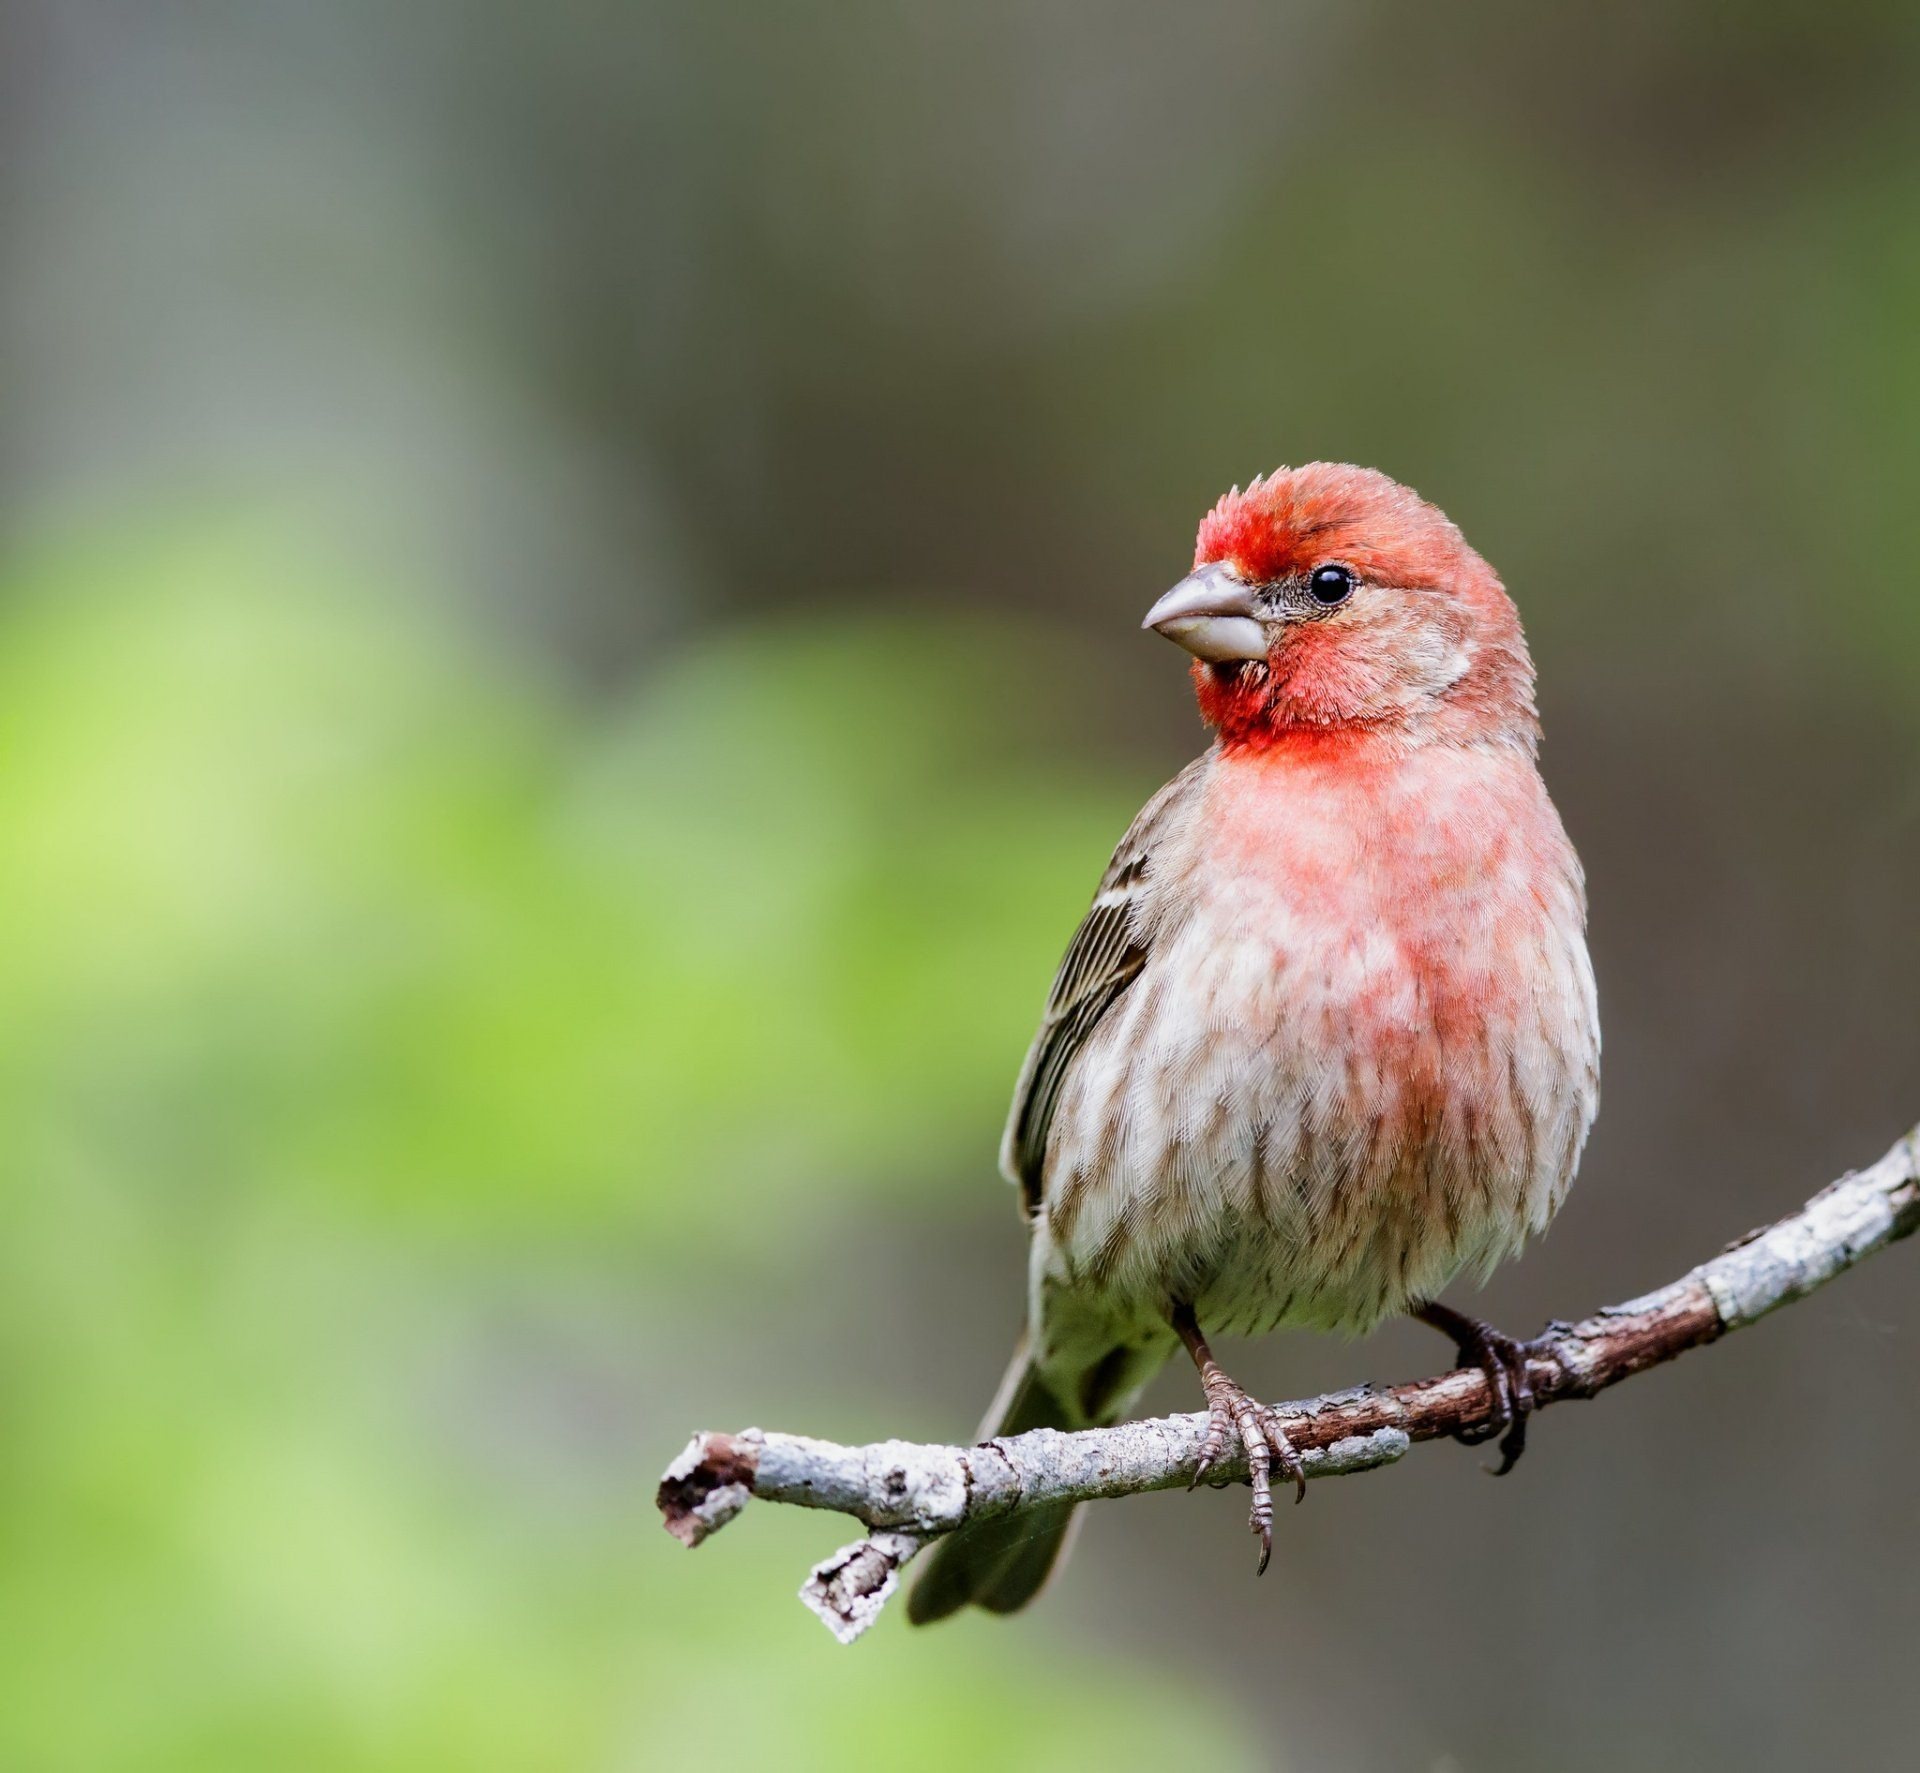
left=3, top=5, right=1919, bottom=1769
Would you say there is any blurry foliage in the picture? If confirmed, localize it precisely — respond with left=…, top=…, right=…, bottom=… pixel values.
left=0, top=523, right=1246, bottom=1771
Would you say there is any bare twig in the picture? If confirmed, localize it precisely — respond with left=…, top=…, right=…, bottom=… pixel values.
left=659, top=1126, right=1920, bottom=1642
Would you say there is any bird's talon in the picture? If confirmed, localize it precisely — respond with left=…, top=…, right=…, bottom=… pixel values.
left=1191, top=1387, right=1236, bottom=1489
left=1172, top=1317, right=1307, bottom=1573
left=1257, top=1406, right=1309, bottom=1504
left=1416, top=1301, right=1539, bottom=1473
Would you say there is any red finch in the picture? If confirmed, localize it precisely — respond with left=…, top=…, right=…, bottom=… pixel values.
left=910, top=463, right=1598, bottom=1622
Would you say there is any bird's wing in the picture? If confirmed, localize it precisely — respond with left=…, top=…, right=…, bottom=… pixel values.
left=1000, top=754, right=1210, bottom=1216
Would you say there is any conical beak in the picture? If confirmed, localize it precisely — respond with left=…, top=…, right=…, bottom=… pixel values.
left=1141, top=562, right=1268, bottom=662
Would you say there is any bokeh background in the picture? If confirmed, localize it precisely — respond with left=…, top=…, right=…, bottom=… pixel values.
left=4, top=5, right=1919, bottom=1769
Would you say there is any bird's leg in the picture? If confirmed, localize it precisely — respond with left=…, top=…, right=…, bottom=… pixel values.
left=1170, top=1303, right=1305, bottom=1575
left=1413, top=1300, right=1538, bottom=1475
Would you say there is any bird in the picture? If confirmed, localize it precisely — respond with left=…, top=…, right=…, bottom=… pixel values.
left=909, top=462, right=1599, bottom=1623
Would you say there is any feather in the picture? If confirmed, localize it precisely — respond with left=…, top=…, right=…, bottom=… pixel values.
left=999, top=757, right=1208, bottom=1213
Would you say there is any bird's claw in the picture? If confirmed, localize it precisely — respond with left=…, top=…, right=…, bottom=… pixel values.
left=1189, top=1397, right=1229, bottom=1492
left=1193, top=1361, right=1306, bottom=1573
left=1421, top=1305, right=1538, bottom=1474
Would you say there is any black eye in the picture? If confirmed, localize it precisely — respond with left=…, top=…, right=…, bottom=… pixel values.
left=1308, top=563, right=1355, bottom=607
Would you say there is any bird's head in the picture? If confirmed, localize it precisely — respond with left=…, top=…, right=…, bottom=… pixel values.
left=1144, top=463, right=1537, bottom=753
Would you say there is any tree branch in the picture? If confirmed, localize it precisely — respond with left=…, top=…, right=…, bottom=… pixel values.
left=658, top=1125, right=1920, bottom=1642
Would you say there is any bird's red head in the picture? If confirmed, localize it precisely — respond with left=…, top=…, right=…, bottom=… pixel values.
left=1144, top=464, right=1537, bottom=754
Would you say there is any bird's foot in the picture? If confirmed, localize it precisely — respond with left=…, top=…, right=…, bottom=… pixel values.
left=1189, top=1358, right=1305, bottom=1574
left=1415, top=1301, right=1538, bottom=1475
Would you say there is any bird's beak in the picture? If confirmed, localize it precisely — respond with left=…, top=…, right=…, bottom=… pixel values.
left=1142, top=562, right=1268, bottom=662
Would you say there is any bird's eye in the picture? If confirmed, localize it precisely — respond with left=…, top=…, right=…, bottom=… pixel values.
left=1308, top=564, right=1356, bottom=607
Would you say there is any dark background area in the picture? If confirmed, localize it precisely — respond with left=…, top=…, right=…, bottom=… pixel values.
left=2, top=4, right=1917, bottom=1768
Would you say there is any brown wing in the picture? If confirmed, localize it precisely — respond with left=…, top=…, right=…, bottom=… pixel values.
left=999, top=756, right=1209, bottom=1216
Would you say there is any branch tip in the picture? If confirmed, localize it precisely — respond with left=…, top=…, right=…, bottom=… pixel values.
left=800, top=1531, right=925, bottom=1645
left=657, top=1430, right=759, bottom=1548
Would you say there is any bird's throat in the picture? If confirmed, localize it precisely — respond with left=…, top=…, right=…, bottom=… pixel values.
left=1192, top=653, right=1385, bottom=755
left=1193, top=659, right=1281, bottom=748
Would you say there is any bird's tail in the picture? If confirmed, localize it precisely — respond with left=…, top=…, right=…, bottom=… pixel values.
left=908, top=1331, right=1156, bottom=1624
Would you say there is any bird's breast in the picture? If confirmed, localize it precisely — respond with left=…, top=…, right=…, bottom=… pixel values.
left=1038, top=739, right=1597, bottom=1342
